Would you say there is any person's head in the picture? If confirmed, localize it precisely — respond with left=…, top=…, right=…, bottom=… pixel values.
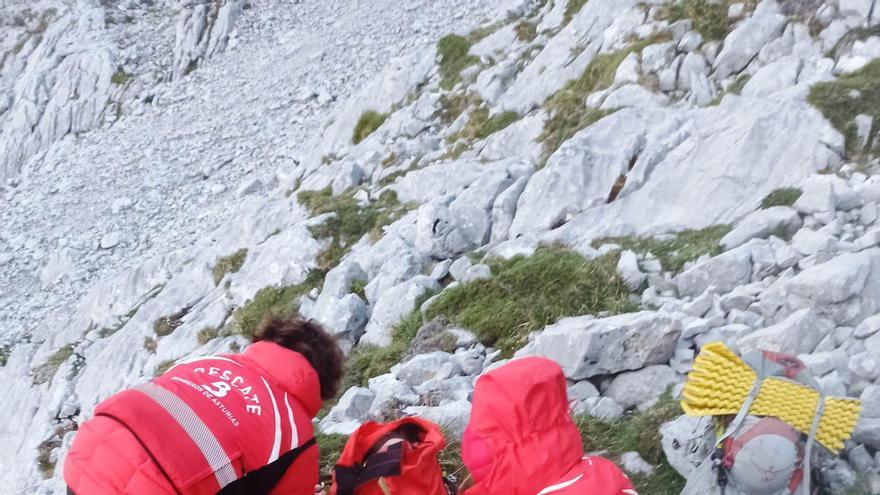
left=252, top=316, right=344, bottom=401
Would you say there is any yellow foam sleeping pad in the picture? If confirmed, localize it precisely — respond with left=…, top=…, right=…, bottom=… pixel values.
left=681, top=342, right=861, bottom=453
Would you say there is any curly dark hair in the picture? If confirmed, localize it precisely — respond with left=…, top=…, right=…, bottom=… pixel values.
left=253, top=317, right=344, bottom=401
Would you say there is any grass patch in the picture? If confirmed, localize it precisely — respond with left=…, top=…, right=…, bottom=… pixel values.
left=438, top=91, right=481, bottom=125
left=760, top=187, right=803, bottom=209
left=515, top=21, right=537, bottom=42
left=299, top=188, right=412, bottom=270
left=0, top=344, right=9, bottom=367
left=663, top=0, right=733, bottom=41
left=438, top=35, right=478, bottom=90
left=154, top=306, right=190, bottom=337
left=212, top=248, right=247, bottom=286
left=449, top=108, right=520, bottom=144
left=540, top=33, right=669, bottom=162
left=426, top=247, right=636, bottom=356
left=592, top=225, right=731, bottom=274
left=111, top=69, right=132, bottom=85
left=197, top=326, right=219, bottom=345
left=352, top=110, right=388, bottom=145
left=227, top=270, right=326, bottom=339
left=32, top=345, right=75, bottom=385
left=154, top=359, right=176, bottom=377
left=808, top=59, right=880, bottom=160
left=317, top=433, right=349, bottom=482
left=350, top=279, right=367, bottom=300
left=576, top=391, right=685, bottom=494
left=467, top=22, right=503, bottom=43
left=563, top=0, right=589, bottom=26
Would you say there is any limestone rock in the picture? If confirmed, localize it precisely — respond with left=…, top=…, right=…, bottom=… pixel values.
left=515, top=311, right=682, bottom=379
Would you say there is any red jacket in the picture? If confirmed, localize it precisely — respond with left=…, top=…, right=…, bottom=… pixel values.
left=461, top=357, right=636, bottom=495
left=64, top=342, right=321, bottom=495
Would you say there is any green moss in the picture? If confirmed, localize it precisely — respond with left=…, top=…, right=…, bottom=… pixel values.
left=540, top=34, right=669, bottom=161
left=228, top=270, right=326, bottom=339
left=663, top=0, right=733, bottom=41
left=515, top=21, right=538, bottom=42
left=426, top=247, right=636, bottom=356
left=576, top=391, right=685, bottom=495
left=32, top=345, right=75, bottom=385
left=593, top=225, right=731, bottom=274
left=111, top=69, right=132, bottom=85
left=317, top=433, right=349, bottom=482
left=808, top=59, right=880, bottom=160
left=352, top=110, right=388, bottom=144
left=760, top=188, right=803, bottom=209
left=438, top=35, right=478, bottom=90
left=449, top=108, right=520, bottom=144
left=197, top=326, right=219, bottom=345
left=143, top=336, right=157, bottom=353
left=212, top=248, right=248, bottom=286
left=154, top=306, right=190, bottom=337
left=299, top=188, right=412, bottom=270
left=154, top=359, right=176, bottom=377
left=563, top=0, right=589, bottom=26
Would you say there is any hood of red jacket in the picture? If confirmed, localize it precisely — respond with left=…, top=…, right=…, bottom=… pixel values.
left=239, top=341, right=323, bottom=417
left=462, top=357, right=585, bottom=495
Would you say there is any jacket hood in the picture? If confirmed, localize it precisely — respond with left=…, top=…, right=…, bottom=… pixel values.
left=462, top=357, right=584, bottom=495
left=241, top=341, right=323, bottom=417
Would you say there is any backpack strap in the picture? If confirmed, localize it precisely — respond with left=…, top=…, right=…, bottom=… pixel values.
left=217, top=437, right=316, bottom=495
left=334, top=442, right=405, bottom=495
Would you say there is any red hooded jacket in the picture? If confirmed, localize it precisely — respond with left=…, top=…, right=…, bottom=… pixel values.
left=461, top=357, right=636, bottom=495
left=64, top=342, right=321, bottom=495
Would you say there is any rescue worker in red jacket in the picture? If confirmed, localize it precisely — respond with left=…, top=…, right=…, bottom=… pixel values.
left=461, top=357, right=637, bottom=495
left=63, top=317, right=344, bottom=495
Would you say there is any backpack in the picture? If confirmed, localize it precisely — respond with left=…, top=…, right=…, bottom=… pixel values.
left=681, top=342, right=862, bottom=495
left=329, top=418, right=453, bottom=495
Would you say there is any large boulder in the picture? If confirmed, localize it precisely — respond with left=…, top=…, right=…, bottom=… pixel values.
left=713, top=2, right=788, bottom=79
left=541, top=95, right=841, bottom=245
left=721, top=206, right=802, bottom=249
left=515, top=311, right=682, bottom=379
left=736, top=309, right=833, bottom=355
left=605, top=365, right=680, bottom=409
left=675, top=244, right=753, bottom=297
left=361, top=276, right=440, bottom=346
left=759, top=249, right=880, bottom=326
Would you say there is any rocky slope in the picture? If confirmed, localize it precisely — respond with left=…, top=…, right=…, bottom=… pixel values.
left=3, top=0, right=880, bottom=493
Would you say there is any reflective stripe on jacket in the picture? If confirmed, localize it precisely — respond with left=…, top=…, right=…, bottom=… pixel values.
left=64, top=342, right=321, bottom=495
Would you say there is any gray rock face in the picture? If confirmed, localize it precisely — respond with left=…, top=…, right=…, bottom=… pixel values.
left=713, top=2, right=788, bottom=79
left=361, top=276, right=440, bottom=347
left=542, top=96, right=841, bottom=245
left=515, top=312, right=682, bottom=379
left=173, top=1, right=243, bottom=80
left=736, top=309, right=833, bottom=355
left=675, top=244, right=753, bottom=297
left=660, top=415, right=715, bottom=477
left=393, top=351, right=462, bottom=387
left=605, top=365, right=680, bottom=409
left=620, top=451, right=656, bottom=476
left=721, top=207, right=802, bottom=249
left=760, top=249, right=880, bottom=326
left=320, top=386, right=375, bottom=430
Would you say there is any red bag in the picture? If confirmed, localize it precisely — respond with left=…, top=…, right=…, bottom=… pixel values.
left=329, top=417, right=450, bottom=495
